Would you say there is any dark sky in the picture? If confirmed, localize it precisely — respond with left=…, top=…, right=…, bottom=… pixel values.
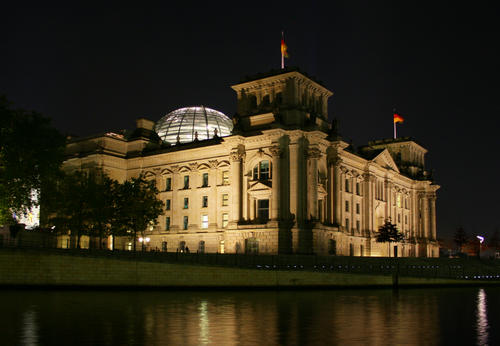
left=2, top=3, right=500, bottom=243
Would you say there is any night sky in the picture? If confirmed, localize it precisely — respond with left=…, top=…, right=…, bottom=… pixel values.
left=2, top=3, right=499, bottom=244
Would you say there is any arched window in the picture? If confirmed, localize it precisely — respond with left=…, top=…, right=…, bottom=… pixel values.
left=253, top=160, right=271, bottom=181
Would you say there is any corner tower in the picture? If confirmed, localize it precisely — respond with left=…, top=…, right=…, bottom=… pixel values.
left=231, top=68, right=333, bottom=132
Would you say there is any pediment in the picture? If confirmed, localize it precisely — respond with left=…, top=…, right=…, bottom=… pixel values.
left=372, top=149, right=400, bottom=173
left=248, top=181, right=272, bottom=192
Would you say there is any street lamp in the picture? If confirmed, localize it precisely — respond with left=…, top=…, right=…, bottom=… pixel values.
left=138, top=237, right=150, bottom=251
left=476, top=235, right=484, bottom=258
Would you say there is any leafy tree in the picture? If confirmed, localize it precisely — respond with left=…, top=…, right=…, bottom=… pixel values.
left=114, top=175, right=164, bottom=251
left=488, top=229, right=500, bottom=250
left=376, top=220, right=404, bottom=257
left=454, top=226, right=469, bottom=252
left=0, top=96, right=65, bottom=225
left=46, top=170, right=96, bottom=248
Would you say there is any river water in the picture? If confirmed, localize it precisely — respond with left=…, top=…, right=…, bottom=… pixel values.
left=1, top=287, right=498, bottom=345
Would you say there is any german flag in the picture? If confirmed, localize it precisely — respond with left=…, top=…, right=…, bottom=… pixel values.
left=281, top=38, right=289, bottom=58
left=393, top=113, right=404, bottom=124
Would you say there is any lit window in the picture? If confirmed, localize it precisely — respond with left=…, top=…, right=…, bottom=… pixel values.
left=222, top=171, right=229, bottom=185
left=183, top=197, right=189, bottom=209
left=345, top=201, right=349, bottom=212
left=201, top=215, right=208, bottom=229
left=183, top=175, right=189, bottom=189
left=222, top=194, right=229, bottom=206
left=166, top=199, right=171, bottom=210
left=253, top=160, right=271, bottom=181
left=165, top=177, right=172, bottom=191
left=183, top=216, right=188, bottom=230
left=222, top=213, right=229, bottom=228
left=165, top=216, right=170, bottom=231
left=202, top=196, right=208, bottom=208
left=356, top=203, right=360, bottom=214
left=202, top=173, right=209, bottom=187
left=396, top=194, right=401, bottom=208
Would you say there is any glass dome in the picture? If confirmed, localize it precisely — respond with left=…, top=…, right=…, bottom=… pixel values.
left=155, top=106, right=233, bottom=144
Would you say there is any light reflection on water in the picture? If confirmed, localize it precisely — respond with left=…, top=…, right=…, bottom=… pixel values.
left=0, top=287, right=498, bottom=346
left=476, top=288, right=489, bottom=346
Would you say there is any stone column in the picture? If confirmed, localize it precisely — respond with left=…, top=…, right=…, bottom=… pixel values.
left=208, top=160, right=218, bottom=229
left=288, top=140, right=299, bottom=222
left=429, top=195, right=437, bottom=240
left=363, top=173, right=375, bottom=234
left=306, top=147, right=321, bottom=220
left=249, top=197, right=255, bottom=220
left=230, top=151, right=242, bottom=224
left=270, top=146, right=282, bottom=220
left=171, top=165, right=179, bottom=231
left=242, top=174, right=248, bottom=220
left=326, top=158, right=334, bottom=224
left=334, top=160, right=343, bottom=226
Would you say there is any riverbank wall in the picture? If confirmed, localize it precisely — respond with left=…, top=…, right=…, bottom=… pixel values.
left=1, top=248, right=499, bottom=289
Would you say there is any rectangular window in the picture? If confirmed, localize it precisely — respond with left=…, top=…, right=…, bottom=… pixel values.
left=345, top=218, right=349, bottom=230
left=201, top=215, right=208, bottom=229
left=183, top=197, right=189, bottom=209
left=162, top=241, right=167, bottom=251
left=202, top=196, right=208, bottom=208
left=398, top=214, right=401, bottom=223
left=356, top=182, right=360, bottom=195
left=165, top=177, right=172, bottom=191
left=202, top=172, right=209, bottom=187
left=222, top=194, right=229, bottom=206
left=183, top=216, right=188, bottom=230
left=165, top=216, right=170, bottom=231
left=356, top=220, right=360, bottom=231
left=183, top=175, right=189, bottom=189
left=253, top=165, right=259, bottom=180
left=405, top=215, right=408, bottom=224
left=222, top=171, right=229, bottom=185
left=345, top=201, right=349, bottom=212
left=260, top=160, right=270, bottom=180
left=166, top=199, right=171, bottom=210
left=222, top=213, right=229, bottom=228
left=257, top=199, right=269, bottom=220
left=345, top=179, right=349, bottom=192
left=356, top=203, right=360, bottom=214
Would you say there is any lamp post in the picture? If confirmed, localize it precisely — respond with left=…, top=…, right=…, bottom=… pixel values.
left=476, top=235, right=484, bottom=258
left=138, top=237, right=150, bottom=252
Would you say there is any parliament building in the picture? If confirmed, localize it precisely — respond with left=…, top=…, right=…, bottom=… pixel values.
left=64, top=68, right=439, bottom=257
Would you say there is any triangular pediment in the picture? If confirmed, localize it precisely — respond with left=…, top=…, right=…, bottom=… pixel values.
left=372, top=149, right=400, bottom=173
left=248, top=181, right=272, bottom=192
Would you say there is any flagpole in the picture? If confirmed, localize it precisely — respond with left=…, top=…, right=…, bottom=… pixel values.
left=393, top=108, right=396, bottom=139
left=281, top=31, right=284, bottom=69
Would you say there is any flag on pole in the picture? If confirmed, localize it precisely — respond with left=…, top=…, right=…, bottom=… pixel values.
left=281, top=38, right=289, bottom=58
left=393, top=113, right=404, bottom=123
left=281, top=31, right=289, bottom=69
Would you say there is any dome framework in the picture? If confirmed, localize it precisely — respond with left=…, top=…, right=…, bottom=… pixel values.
left=155, top=106, right=233, bottom=144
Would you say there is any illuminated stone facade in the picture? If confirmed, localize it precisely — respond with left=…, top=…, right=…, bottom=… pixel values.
left=64, top=69, right=439, bottom=257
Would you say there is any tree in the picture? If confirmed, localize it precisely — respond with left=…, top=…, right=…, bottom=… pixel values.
left=376, top=220, right=404, bottom=257
left=46, top=170, right=96, bottom=248
left=488, top=229, right=500, bottom=250
left=0, top=97, right=65, bottom=225
left=454, top=226, right=469, bottom=252
left=114, top=175, right=164, bottom=251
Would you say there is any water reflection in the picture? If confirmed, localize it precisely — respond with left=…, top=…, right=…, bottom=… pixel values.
left=476, top=288, right=489, bottom=346
left=21, top=308, right=38, bottom=346
left=1, top=287, right=498, bottom=345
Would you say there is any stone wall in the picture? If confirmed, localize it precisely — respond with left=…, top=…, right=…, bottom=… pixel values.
left=0, top=249, right=497, bottom=288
